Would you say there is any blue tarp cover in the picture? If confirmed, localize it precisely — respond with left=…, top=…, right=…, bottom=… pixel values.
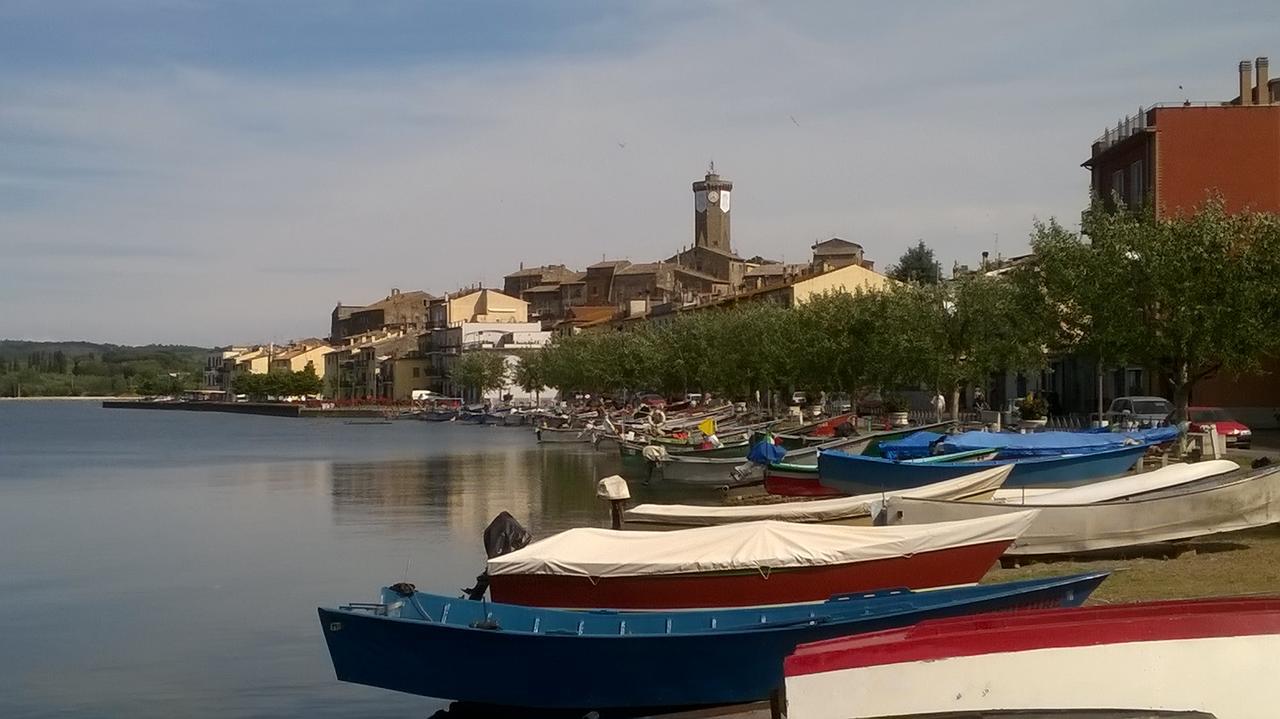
left=878, top=431, right=946, bottom=461
left=941, top=426, right=1180, bottom=457
left=747, top=438, right=788, bottom=465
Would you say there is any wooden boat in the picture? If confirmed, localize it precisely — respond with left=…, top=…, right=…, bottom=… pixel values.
left=317, top=572, right=1106, bottom=710
left=883, top=466, right=1280, bottom=559
left=764, top=422, right=957, bottom=497
left=819, top=444, right=1148, bottom=495
left=624, top=465, right=1012, bottom=529
left=485, top=511, right=1038, bottom=609
left=783, top=596, right=1280, bottom=719
left=418, top=409, right=457, bottom=422
left=534, top=424, right=598, bottom=444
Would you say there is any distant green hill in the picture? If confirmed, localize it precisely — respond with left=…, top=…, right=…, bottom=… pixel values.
left=0, top=340, right=210, bottom=397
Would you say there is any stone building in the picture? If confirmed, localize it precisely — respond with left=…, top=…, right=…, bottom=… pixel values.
left=330, top=289, right=434, bottom=342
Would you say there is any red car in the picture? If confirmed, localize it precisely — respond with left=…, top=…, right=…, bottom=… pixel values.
left=1188, top=406, right=1252, bottom=448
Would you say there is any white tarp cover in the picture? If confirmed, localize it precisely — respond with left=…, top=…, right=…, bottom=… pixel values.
left=884, top=467, right=1280, bottom=556
left=998, top=459, right=1238, bottom=506
left=625, top=465, right=1013, bottom=526
left=486, top=510, right=1038, bottom=578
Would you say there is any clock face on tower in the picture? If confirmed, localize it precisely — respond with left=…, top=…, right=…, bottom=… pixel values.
left=707, top=190, right=720, bottom=204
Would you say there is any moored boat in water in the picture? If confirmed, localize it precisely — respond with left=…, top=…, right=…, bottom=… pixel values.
left=317, top=571, right=1106, bottom=710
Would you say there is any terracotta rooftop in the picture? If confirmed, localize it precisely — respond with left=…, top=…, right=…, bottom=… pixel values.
left=811, top=237, right=864, bottom=256
left=588, top=259, right=632, bottom=270
left=504, top=264, right=570, bottom=278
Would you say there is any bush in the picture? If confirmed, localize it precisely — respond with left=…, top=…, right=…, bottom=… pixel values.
left=1017, top=394, right=1048, bottom=420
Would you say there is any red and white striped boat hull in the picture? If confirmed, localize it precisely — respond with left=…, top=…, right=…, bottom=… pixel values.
left=784, top=597, right=1280, bottom=719
left=487, top=538, right=1012, bottom=610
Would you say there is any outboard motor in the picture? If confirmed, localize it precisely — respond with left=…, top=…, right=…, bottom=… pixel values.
left=462, top=511, right=532, bottom=600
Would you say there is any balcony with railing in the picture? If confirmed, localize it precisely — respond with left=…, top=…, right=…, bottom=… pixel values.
left=1091, top=101, right=1231, bottom=155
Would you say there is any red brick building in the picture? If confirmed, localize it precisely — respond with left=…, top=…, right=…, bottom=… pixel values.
left=1081, top=57, right=1280, bottom=427
left=1085, top=57, right=1280, bottom=216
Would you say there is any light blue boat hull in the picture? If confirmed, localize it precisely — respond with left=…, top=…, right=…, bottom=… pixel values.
left=317, top=572, right=1106, bottom=710
left=818, top=444, right=1148, bottom=494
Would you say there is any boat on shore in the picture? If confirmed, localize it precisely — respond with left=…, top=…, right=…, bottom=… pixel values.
left=485, top=511, right=1039, bottom=609
left=819, top=443, right=1149, bottom=495
left=783, top=596, right=1280, bottom=719
left=317, top=572, right=1106, bottom=710
left=768, top=446, right=999, bottom=497
left=763, top=422, right=958, bottom=497
left=623, top=465, right=1012, bottom=529
left=883, top=465, right=1280, bottom=559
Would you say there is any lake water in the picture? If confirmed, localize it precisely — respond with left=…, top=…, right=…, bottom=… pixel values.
left=0, top=401, right=712, bottom=718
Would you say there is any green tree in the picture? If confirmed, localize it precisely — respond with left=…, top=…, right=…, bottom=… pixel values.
left=1032, top=200, right=1280, bottom=422
left=888, top=240, right=942, bottom=284
left=450, top=352, right=510, bottom=402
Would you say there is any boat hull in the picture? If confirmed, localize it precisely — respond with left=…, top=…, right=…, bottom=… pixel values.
left=765, top=464, right=843, bottom=497
left=819, top=444, right=1147, bottom=495
left=784, top=597, right=1280, bottom=719
left=535, top=426, right=597, bottom=444
left=885, top=466, right=1280, bottom=558
left=489, top=538, right=1013, bottom=609
left=318, top=574, right=1104, bottom=710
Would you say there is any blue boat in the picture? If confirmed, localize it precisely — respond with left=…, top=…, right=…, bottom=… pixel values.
left=317, top=572, right=1107, bottom=710
left=818, top=443, right=1148, bottom=495
left=941, top=426, right=1180, bottom=458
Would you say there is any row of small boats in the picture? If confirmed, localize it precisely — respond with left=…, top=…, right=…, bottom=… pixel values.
left=319, top=410, right=1279, bottom=716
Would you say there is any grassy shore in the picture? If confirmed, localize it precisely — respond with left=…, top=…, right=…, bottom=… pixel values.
left=983, top=524, right=1280, bottom=602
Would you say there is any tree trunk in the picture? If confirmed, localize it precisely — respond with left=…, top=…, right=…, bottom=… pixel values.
left=950, top=383, right=961, bottom=422
left=1171, top=360, right=1191, bottom=457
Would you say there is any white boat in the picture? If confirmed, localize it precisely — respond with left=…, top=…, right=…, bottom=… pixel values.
left=624, top=465, right=1012, bottom=529
left=883, top=465, right=1280, bottom=558
left=784, top=596, right=1280, bottom=719
left=991, top=459, right=1239, bottom=505
left=534, top=425, right=598, bottom=444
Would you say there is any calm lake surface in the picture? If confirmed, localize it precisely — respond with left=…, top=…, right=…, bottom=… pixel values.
left=0, top=401, right=713, bottom=718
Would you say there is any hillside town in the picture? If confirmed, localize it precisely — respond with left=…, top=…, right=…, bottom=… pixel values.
left=201, top=57, right=1280, bottom=431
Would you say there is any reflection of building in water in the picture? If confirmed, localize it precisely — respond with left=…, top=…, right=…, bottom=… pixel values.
left=329, top=452, right=544, bottom=535
left=328, top=447, right=624, bottom=535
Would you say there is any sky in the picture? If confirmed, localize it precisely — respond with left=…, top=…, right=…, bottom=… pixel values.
left=3, top=0, right=1280, bottom=345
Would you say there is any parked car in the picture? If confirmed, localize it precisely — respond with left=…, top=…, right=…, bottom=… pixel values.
left=790, top=391, right=808, bottom=406
left=1106, top=396, right=1174, bottom=428
left=1188, top=406, right=1252, bottom=448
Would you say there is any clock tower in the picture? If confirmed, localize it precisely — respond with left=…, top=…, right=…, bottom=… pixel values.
left=693, top=166, right=732, bottom=253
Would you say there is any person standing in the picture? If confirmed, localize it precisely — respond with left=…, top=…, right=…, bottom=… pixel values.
left=932, top=391, right=946, bottom=422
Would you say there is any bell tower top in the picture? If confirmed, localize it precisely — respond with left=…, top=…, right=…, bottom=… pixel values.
left=692, top=168, right=732, bottom=253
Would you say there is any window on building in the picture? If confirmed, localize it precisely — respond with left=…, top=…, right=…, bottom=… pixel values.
left=1128, top=160, right=1144, bottom=208
left=1110, top=169, right=1125, bottom=205
left=412, top=367, right=420, bottom=378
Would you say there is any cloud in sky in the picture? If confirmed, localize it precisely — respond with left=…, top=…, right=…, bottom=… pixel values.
left=2, top=1, right=1278, bottom=344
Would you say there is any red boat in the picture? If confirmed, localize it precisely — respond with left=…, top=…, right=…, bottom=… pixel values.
left=486, top=512, right=1037, bottom=609
left=764, top=463, right=842, bottom=497
left=784, top=596, right=1280, bottom=719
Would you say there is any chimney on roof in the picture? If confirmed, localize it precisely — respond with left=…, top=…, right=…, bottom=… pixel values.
left=1258, top=57, right=1271, bottom=104
left=1240, top=59, right=1254, bottom=106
